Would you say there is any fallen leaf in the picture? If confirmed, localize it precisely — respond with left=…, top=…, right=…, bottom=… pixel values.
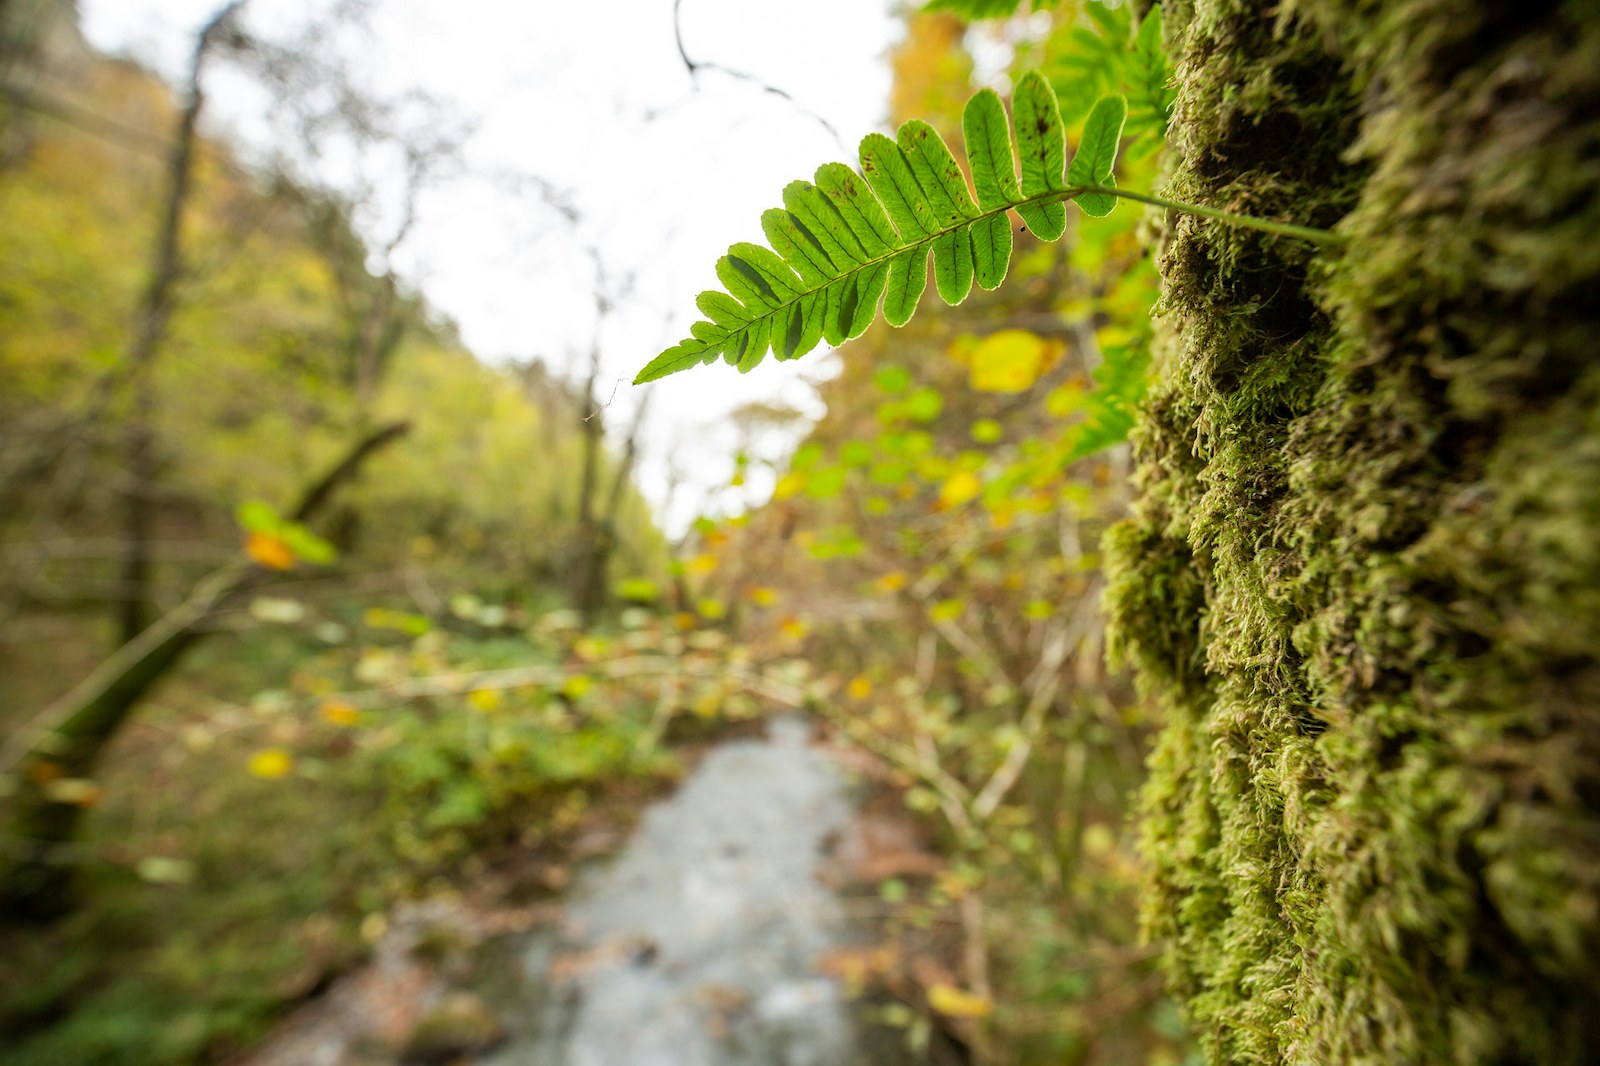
left=248, top=748, right=294, bottom=779
left=927, top=983, right=994, bottom=1019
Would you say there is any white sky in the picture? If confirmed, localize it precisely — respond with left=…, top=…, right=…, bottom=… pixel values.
left=78, top=0, right=902, bottom=535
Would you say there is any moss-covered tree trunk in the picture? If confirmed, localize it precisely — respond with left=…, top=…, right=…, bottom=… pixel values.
left=1105, top=0, right=1600, bottom=1061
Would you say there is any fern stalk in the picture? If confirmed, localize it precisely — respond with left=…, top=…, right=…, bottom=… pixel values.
left=1079, top=186, right=1343, bottom=245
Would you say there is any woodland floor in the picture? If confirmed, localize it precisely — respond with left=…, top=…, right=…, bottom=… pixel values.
left=234, top=715, right=968, bottom=1066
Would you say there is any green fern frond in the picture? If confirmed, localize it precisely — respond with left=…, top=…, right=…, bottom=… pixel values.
left=1044, top=2, right=1172, bottom=141
left=1045, top=4, right=1131, bottom=121
left=635, top=75, right=1128, bottom=385
left=923, top=0, right=1042, bottom=18
left=1126, top=6, right=1175, bottom=136
left=1065, top=335, right=1150, bottom=463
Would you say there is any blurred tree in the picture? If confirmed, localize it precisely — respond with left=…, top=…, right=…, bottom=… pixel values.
left=118, top=1, right=247, bottom=644
left=0, top=420, right=406, bottom=920
left=0, top=2, right=668, bottom=921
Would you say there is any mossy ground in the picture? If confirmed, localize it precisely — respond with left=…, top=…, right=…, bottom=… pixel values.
left=1106, top=0, right=1600, bottom=1061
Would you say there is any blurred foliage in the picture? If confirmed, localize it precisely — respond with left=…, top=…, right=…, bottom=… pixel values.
left=2, top=3, right=1197, bottom=1066
left=0, top=591, right=822, bottom=1064
left=666, top=9, right=1192, bottom=1062
left=0, top=10, right=674, bottom=1063
left=0, top=14, right=668, bottom=706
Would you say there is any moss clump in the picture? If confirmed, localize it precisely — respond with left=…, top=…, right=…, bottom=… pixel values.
left=1106, top=0, right=1600, bottom=1061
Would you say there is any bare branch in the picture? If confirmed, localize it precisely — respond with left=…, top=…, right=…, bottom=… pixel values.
left=672, top=0, right=843, bottom=152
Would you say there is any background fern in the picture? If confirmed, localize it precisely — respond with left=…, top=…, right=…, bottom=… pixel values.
left=633, top=75, right=1128, bottom=385
left=924, top=0, right=1041, bottom=18
left=1045, top=3, right=1173, bottom=143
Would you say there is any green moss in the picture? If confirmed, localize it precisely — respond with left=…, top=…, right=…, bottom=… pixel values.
left=1106, top=0, right=1600, bottom=1060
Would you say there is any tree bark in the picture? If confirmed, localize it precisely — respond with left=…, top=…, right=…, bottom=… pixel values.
left=1105, top=0, right=1600, bottom=1060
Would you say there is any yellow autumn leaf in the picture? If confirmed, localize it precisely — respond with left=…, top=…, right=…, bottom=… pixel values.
left=779, top=615, right=811, bottom=641
left=876, top=571, right=909, bottom=593
left=847, top=676, right=873, bottom=701
left=688, top=553, right=718, bottom=576
left=573, top=636, right=609, bottom=660
left=468, top=688, right=503, bottom=712
left=927, top=983, right=994, bottom=1019
left=561, top=674, right=594, bottom=700
left=1045, top=382, right=1085, bottom=417
left=935, top=869, right=972, bottom=901
left=772, top=472, right=806, bottom=500
left=1082, top=822, right=1117, bottom=857
left=939, top=470, right=982, bottom=509
left=246, top=531, right=295, bottom=571
left=747, top=586, right=780, bottom=607
left=320, top=700, right=361, bottom=726
left=43, top=778, right=102, bottom=806
left=930, top=599, right=964, bottom=623
left=969, top=329, right=1055, bottom=393
left=248, top=748, right=294, bottom=779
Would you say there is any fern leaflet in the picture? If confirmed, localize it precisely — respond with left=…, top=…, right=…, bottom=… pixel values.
left=1127, top=6, right=1175, bottom=137
left=924, top=0, right=1034, bottom=18
left=635, top=75, right=1126, bottom=384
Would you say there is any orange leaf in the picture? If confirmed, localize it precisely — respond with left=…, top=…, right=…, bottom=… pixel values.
left=246, top=532, right=295, bottom=571
left=875, top=571, right=909, bottom=593
left=320, top=700, right=361, bottom=726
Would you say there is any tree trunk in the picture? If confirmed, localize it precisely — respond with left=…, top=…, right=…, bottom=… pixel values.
left=1105, top=1, right=1600, bottom=1061
left=116, top=1, right=245, bottom=644
left=573, top=343, right=606, bottom=625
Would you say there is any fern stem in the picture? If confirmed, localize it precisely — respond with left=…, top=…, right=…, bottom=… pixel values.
left=1079, top=185, right=1344, bottom=245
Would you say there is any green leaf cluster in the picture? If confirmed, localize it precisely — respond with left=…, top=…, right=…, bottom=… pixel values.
left=236, top=499, right=338, bottom=565
left=635, top=76, right=1127, bottom=384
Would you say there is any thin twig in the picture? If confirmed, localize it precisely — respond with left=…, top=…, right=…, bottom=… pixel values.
left=671, top=0, right=844, bottom=152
